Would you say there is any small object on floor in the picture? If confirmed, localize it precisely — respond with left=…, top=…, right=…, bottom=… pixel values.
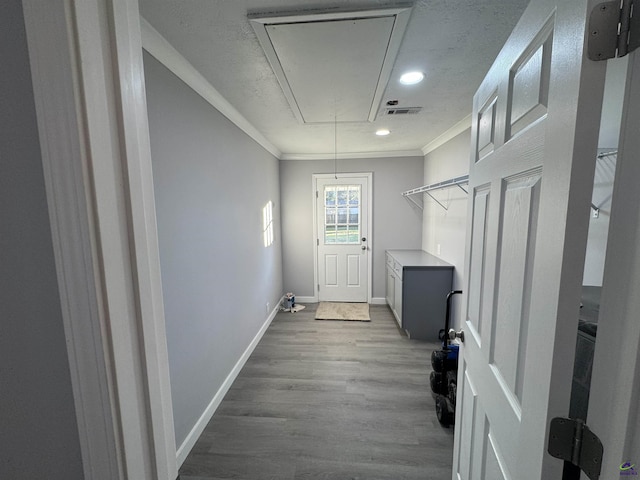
left=284, top=292, right=296, bottom=311
left=291, top=305, right=306, bottom=313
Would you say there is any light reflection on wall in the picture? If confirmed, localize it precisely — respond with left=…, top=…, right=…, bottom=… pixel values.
left=263, top=201, right=274, bottom=247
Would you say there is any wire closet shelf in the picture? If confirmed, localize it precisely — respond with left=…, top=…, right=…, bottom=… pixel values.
left=402, top=174, right=469, bottom=211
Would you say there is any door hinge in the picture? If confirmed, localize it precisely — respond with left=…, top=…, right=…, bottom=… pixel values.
left=317, top=284, right=320, bottom=291
left=588, top=0, right=640, bottom=60
left=317, top=239, right=319, bottom=246
left=316, top=190, right=319, bottom=198
left=547, top=418, right=603, bottom=480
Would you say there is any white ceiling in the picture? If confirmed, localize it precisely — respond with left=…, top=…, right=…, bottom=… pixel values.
left=138, top=0, right=531, bottom=158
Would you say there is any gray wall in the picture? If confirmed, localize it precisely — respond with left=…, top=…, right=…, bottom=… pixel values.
left=280, top=157, right=424, bottom=299
left=144, top=53, right=284, bottom=447
left=422, top=129, right=471, bottom=329
left=0, top=1, right=84, bottom=477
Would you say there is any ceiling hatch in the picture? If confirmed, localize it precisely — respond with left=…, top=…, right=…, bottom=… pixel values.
left=250, top=7, right=412, bottom=124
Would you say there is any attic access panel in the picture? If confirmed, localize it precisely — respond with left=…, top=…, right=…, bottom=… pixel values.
left=250, top=7, right=411, bottom=124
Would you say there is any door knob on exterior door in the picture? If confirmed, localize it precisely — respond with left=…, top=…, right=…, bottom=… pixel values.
left=362, top=237, right=367, bottom=242
left=361, top=245, right=367, bottom=250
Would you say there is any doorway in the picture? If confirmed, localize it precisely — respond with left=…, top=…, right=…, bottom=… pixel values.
left=314, top=173, right=372, bottom=302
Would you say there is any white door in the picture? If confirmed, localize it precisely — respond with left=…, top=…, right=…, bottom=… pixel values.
left=315, top=174, right=370, bottom=302
left=453, top=0, right=607, bottom=478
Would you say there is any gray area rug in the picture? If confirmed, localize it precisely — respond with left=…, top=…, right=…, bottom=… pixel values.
left=315, top=302, right=370, bottom=321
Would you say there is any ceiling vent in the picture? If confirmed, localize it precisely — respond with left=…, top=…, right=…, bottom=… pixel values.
left=384, top=107, right=422, bottom=115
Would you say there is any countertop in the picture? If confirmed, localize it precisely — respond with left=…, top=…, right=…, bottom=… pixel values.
left=386, top=249, right=454, bottom=268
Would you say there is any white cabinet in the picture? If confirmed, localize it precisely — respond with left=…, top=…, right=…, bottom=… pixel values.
left=386, top=264, right=395, bottom=311
left=386, top=262, right=402, bottom=327
left=385, top=250, right=454, bottom=341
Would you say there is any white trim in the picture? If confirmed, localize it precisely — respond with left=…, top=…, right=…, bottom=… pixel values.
left=249, top=7, right=412, bottom=26
left=24, top=1, right=178, bottom=478
left=140, top=18, right=282, bottom=159
left=301, top=296, right=385, bottom=307
left=312, top=176, right=320, bottom=304
left=280, top=150, right=424, bottom=161
left=294, top=296, right=318, bottom=303
left=312, top=173, right=374, bottom=303
left=587, top=51, right=640, bottom=475
left=421, top=114, right=472, bottom=155
left=111, top=3, right=178, bottom=478
left=22, top=2, right=121, bottom=477
left=176, top=298, right=284, bottom=466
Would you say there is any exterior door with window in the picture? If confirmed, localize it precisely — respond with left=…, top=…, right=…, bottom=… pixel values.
left=452, top=0, right=608, bottom=478
left=315, top=174, right=369, bottom=302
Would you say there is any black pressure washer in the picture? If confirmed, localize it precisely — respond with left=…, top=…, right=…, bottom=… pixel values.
left=430, top=290, right=463, bottom=427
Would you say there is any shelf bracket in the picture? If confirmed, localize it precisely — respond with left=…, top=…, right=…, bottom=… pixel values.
left=404, top=194, right=424, bottom=210
left=425, top=191, right=448, bottom=211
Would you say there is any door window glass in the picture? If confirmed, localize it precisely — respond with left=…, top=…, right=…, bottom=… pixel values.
left=324, top=185, right=360, bottom=244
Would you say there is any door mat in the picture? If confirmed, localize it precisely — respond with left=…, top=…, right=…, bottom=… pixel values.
left=315, top=302, right=370, bottom=321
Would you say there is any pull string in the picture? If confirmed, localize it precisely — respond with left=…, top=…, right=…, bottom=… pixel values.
left=334, top=111, right=338, bottom=179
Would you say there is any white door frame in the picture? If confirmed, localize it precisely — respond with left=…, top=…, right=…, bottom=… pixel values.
left=22, top=0, right=176, bottom=479
left=588, top=50, right=640, bottom=475
left=312, top=173, right=373, bottom=303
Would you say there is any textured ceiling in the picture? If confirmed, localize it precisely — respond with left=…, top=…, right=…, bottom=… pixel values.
left=138, top=0, right=530, bottom=157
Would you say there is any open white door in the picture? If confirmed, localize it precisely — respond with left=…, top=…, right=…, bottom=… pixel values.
left=453, top=0, right=607, bottom=478
left=315, top=174, right=371, bottom=302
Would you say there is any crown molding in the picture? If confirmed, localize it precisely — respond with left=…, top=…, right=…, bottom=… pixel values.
left=140, top=17, right=469, bottom=162
left=421, top=114, right=472, bottom=156
left=280, top=149, right=424, bottom=161
left=140, top=18, right=282, bottom=159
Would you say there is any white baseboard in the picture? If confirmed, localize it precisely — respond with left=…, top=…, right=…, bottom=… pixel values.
left=176, top=296, right=283, bottom=466
left=294, top=296, right=317, bottom=303
left=295, top=296, right=386, bottom=305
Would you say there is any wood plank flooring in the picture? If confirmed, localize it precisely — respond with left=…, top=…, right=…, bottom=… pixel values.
left=179, top=304, right=454, bottom=480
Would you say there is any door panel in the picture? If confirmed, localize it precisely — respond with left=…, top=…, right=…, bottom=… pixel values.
left=456, top=367, right=478, bottom=479
left=324, top=255, right=338, bottom=286
left=316, top=175, right=370, bottom=302
left=467, top=186, right=490, bottom=342
left=453, top=0, right=606, bottom=478
left=346, top=255, right=361, bottom=286
left=491, top=173, right=540, bottom=402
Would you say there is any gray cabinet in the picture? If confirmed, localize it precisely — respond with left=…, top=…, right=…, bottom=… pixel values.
left=385, top=250, right=454, bottom=341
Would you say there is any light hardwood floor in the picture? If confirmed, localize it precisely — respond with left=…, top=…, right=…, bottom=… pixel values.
left=179, top=304, right=454, bottom=480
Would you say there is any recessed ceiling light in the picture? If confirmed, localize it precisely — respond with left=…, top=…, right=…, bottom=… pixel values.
left=376, top=129, right=391, bottom=136
left=399, top=71, right=424, bottom=85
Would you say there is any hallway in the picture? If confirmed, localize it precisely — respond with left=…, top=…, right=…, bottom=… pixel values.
left=179, top=304, right=454, bottom=479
